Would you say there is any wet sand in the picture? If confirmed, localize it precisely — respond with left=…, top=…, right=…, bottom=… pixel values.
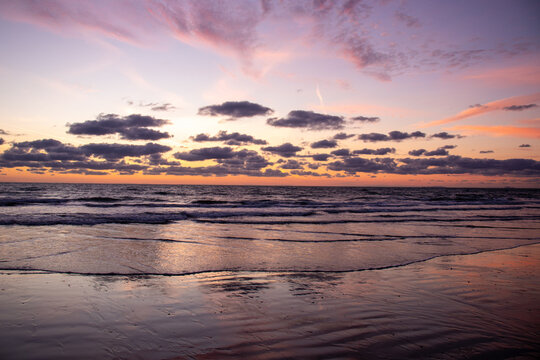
left=1, top=244, right=539, bottom=359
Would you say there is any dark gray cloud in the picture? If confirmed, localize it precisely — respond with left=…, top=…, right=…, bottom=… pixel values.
left=331, top=149, right=351, bottom=157
left=279, top=159, right=304, bottom=170
left=358, top=131, right=426, bottom=142
left=350, top=116, right=380, bottom=123
left=198, top=101, right=273, bottom=119
left=333, top=132, right=355, bottom=140
left=290, top=170, right=330, bottom=177
left=311, top=154, right=331, bottom=161
left=519, top=144, right=531, bottom=148
left=0, top=129, right=7, bottom=135
left=327, top=157, right=397, bottom=174
left=128, top=101, right=177, bottom=112
left=191, top=130, right=267, bottom=145
left=81, top=143, right=172, bottom=161
left=431, top=132, right=464, bottom=140
left=310, top=139, right=338, bottom=149
left=0, top=138, right=4, bottom=145
left=503, top=104, right=537, bottom=111
left=261, top=143, right=303, bottom=157
left=267, top=110, right=345, bottom=130
left=353, top=148, right=395, bottom=155
left=480, top=150, right=494, bottom=154
left=408, top=145, right=456, bottom=157
left=67, top=113, right=171, bottom=140
left=396, top=156, right=540, bottom=176
left=174, top=146, right=240, bottom=161
left=326, top=155, right=540, bottom=176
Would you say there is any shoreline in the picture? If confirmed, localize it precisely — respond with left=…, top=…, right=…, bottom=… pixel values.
left=1, top=243, right=538, bottom=359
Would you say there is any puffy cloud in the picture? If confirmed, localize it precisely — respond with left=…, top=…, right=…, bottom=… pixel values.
left=350, top=116, right=380, bottom=123
left=503, top=104, right=537, bottom=111
left=330, top=149, right=350, bottom=157
left=261, top=143, right=303, bottom=157
left=198, top=101, right=273, bottom=119
left=358, top=131, right=426, bottom=142
left=80, top=143, right=172, bottom=161
left=408, top=145, right=456, bottom=156
left=191, top=130, right=267, bottom=145
left=310, top=139, right=338, bottom=149
left=430, top=132, right=464, bottom=140
left=327, top=157, right=397, bottom=174
left=333, top=132, right=355, bottom=140
left=326, top=155, right=540, bottom=176
left=353, top=148, right=395, bottom=155
left=67, top=114, right=171, bottom=140
left=174, top=146, right=240, bottom=161
left=396, top=156, right=540, bottom=176
left=267, top=110, right=345, bottom=130
left=279, top=159, right=304, bottom=170
left=311, top=154, right=332, bottom=161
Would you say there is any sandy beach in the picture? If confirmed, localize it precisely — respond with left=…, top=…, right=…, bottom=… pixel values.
left=1, top=243, right=538, bottom=359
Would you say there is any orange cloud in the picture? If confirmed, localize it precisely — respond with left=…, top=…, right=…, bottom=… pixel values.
left=423, top=93, right=540, bottom=127
left=451, top=125, right=540, bottom=138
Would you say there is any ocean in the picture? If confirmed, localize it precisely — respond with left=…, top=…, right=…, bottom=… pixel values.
left=1, top=183, right=539, bottom=359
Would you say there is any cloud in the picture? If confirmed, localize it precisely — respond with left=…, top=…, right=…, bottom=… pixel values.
left=191, top=130, right=267, bottom=145
left=198, top=101, right=273, bottom=119
left=396, top=156, right=540, bottom=176
left=451, top=125, right=540, bottom=139
left=430, top=132, right=464, bottom=140
left=333, top=132, right=355, bottom=140
left=353, top=148, right=396, bottom=155
left=480, top=150, right=494, bottom=154
left=310, top=139, right=338, bottom=149
left=128, top=100, right=177, bottom=112
left=519, top=144, right=531, bottom=148
left=350, top=116, right=380, bottom=123
left=67, top=114, right=171, bottom=140
left=311, top=154, right=331, bottom=161
left=503, top=104, right=537, bottom=111
left=408, top=145, right=456, bottom=157
left=330, top=149, right=350, bottom=157
left=279, top=159, right=304, bottom=170
left=327, top=157, right=397, bottom=174
left=357, top=131, right=426, bottom=142
left=326, top=155, right=540, bottom=176
left=267, top=110, right=345, bottom=130
left=395, top=11, right=420, bottom=28
left=0, top=129, right=7, bottom=135
left=0, top=138, right=3, bottom=145
left=261, top=143, right=303, bottom=157
left=174, top=146, right=241, bottom=161
left=423, top=93, right=540, bottom=127
left=0, top=139, right=166, bottom=175
left=81, top=143, right=172, bottom=161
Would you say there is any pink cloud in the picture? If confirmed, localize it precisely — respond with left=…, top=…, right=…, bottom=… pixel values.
left=423, top=93, right=540, bottom=127
left=451, top=125, right=540, bottom=139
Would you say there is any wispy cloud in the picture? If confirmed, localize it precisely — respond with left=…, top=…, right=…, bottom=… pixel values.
left=423, top=93, right=540, bottom=127
left=452, top=125, right=540, bottom=138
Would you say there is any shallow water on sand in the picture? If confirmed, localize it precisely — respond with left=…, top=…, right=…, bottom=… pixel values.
left=1, top=245, right=539, bottom=359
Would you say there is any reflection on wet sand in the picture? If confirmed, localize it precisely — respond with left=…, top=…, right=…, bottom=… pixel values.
left=1, top=244, right=538, bottom=359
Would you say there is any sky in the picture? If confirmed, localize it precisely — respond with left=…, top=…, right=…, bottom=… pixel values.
left=0, top=0, right=539, bottom=187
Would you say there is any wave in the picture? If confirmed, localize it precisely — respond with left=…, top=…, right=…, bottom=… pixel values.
left=1, top=242, right=538, bottom=276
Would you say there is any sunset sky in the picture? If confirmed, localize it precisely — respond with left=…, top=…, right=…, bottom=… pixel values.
left=0, top=0, right=538, bottom=186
